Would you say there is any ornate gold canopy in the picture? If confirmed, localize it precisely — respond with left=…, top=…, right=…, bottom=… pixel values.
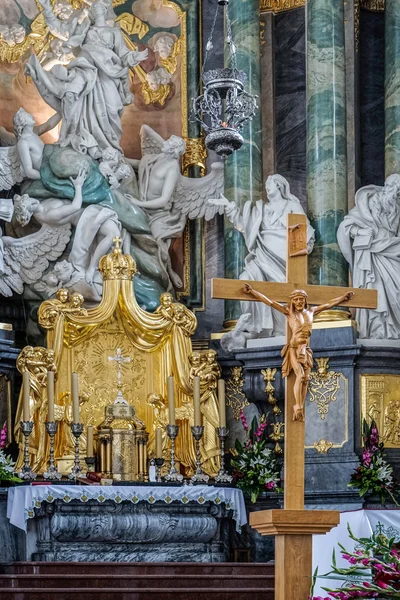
left=15, top=241, right=221, bottom=475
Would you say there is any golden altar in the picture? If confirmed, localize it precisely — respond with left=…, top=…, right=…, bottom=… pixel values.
left=14, top=241, right=221, bottom=477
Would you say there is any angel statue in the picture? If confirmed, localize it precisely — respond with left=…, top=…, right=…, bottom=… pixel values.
left=0, top=108, right=61, bottom=190
left=26, top=0, right=148, bottom=158
left=209, top=174, right=315, bottom=342
left=125, top=125, right=224, bottom=288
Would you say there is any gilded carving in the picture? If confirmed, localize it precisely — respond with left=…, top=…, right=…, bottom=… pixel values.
left=226, top=367, right=249, bottom=421
left=182, top=137, right=207, bottom=176
left=15, top=242, right=220, bottom=476
left=360, top=0, right=385, bottom=10
left=361, top=375, right=400, bottom=448
left=261, top=367, right=281, bottom=415
left=308, top=358, right=343, bottom=420
left=259, top=0, right=306, bottom=13
left=269, top=422, right=284, bottom=455
left=314, top=439, right=333, bottom=454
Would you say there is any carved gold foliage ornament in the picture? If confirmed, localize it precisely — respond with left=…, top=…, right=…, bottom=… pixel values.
left=261, top=367, right=281, bottom=415
left=314, top=439, right=333, bottom=454
left=226, top=367, right=249, bottom=421
left=269, top=422, right=284, bottom=455
left=308, top=358, right=342, bottom=420
left=259, top=0, right=305, bottom=13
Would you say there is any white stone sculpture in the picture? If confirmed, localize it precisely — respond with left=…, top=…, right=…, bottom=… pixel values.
left=99, top=148, right=131, bottom=189
left=0, top=209, right=71, bottom=298
left=220, top=313, right=253, bottom=353
left=209, top=175, right=315, bottom=341
left=337, top=174, right=400, bottom=339
left=125, top=125, right=224, bottom=288
left=13, top=169, right=121, bottom=289
left=26, top=0, right=148, bottom=158
left=0, top=108, right=61, bottom=189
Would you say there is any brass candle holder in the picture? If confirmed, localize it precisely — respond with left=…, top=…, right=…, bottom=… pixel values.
left=190, top=425, right=209, bottom=484
left=68, top=423, right=84, bottom=480
left=165, top=424, right=183, bottom=483
left=155, top=457, right=164, bottom=482
left=44, top=421, right=62, bottom=480
left=215, top=426, right=232, bottom=483
left=18, top=421, right=37, bottom=481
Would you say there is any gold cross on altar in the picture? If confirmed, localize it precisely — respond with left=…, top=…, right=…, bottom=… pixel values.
left=211, top=213, right=378, bottom=600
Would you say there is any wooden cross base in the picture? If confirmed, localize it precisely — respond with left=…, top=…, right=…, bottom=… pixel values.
left=250, top=509, right=340, bottom=600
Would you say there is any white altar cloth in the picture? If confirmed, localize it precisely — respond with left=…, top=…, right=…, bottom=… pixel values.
left=7, top=484, right=247, bottom=533
left=312, top=508, right=400, bottom=596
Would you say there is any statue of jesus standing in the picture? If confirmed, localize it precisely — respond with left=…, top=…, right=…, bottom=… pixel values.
left=243, top=284, right=354, bottom=421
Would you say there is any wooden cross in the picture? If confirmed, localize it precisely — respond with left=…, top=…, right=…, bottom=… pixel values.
left=211, top=213, right=377, bottom=600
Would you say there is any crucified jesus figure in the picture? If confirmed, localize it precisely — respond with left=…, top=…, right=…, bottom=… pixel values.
left=243, top=284, right=354, bottom=421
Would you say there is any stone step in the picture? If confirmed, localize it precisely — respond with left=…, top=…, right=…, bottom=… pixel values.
left=0, top=562, right=274, bottom=576
left=0, top=588, right=274, bottom=600
left=0, top=574, right=274, bottom=589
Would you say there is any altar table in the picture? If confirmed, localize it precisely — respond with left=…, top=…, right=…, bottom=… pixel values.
left=6, top=484, right=247, bottom=562
left=312, top=508, right=400, bottom=596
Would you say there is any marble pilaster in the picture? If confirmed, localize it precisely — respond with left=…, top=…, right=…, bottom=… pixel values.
left=275, top=7, right=307, bottom=207
left=360, top=8, right=385, bottom=186
left=224, top=0, right=263, bottom=324
left=385, top=0, right=400, bottom=177
left=306, top=0, right=348, bottom=287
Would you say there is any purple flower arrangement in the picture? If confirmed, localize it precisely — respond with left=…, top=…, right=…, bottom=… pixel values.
left=231, top=411, right=282, bottom=503
left=348, top=420, right=398, bottom=504
left=309, top=524, right=400, bottom=599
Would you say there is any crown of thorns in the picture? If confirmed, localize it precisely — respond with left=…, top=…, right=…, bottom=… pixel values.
left=290, top=289, right=308, bottom=299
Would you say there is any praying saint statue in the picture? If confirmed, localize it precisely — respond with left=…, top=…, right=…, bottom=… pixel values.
left=243, top=284, right=354, bottom=421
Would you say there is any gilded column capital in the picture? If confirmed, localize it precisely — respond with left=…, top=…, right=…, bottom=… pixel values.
left=260, top=0, right=305, bottom=13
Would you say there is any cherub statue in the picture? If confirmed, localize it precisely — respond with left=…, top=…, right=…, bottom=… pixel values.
left=99, top=148, right=132, bottom=189
left=243, top=284, right=354, bottom=422
left=124, top=124, right=224, bottom=288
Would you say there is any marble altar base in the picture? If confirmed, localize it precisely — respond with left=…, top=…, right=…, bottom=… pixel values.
left=29, top=500, right=228, bottom=562
left=5, top=485, right=247, bottom=562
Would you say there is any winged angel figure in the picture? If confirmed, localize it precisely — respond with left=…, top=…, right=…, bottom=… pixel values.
left=125, top=125, right=224, bottom=288
left=0, top=113, right=70, bottom=297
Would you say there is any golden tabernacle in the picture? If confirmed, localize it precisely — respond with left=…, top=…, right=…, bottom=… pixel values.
left=14, top=239, right=221, bottom=477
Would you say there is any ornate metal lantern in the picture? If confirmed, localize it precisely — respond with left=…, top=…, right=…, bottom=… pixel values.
left=192, top=0, right=258, bottom=158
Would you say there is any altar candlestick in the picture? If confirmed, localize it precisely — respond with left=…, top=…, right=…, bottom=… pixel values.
left=218, top=379, right=226, bottom=428
left=87, top=425, right=94, bottom=458
left=167, top=376, right=175, bottom=425
left=23, top=372, right=30, bottom=422
left=155, top=427, right=162, bottom=458
left=72, top=372, right=80, bottom=423
left=47, top=371, right=55, bottom=422
left=193, top=377, right=201, bottom=427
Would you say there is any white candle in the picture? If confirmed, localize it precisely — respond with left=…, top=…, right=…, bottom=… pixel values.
left=87, top=425, right=94, bottom=458
left=167, top=376, right=175, bottom=425
left=47, top=371, right=55, bottom=422
left=218, top=379, right=226, bottom=428
left=23, top=371, right=30, bottom=422
left=71, top=372, right=80, bottom=424
left=155, top=427, right=162, bottom=458
left=193, top=376, right=201, bottom=427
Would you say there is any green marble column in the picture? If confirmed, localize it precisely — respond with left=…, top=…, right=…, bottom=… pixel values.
left=385, top=0, right=400, bottom=178
left=224, top=0, right=262, bottom=325
left=307, top=0, right=348, bottom=287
